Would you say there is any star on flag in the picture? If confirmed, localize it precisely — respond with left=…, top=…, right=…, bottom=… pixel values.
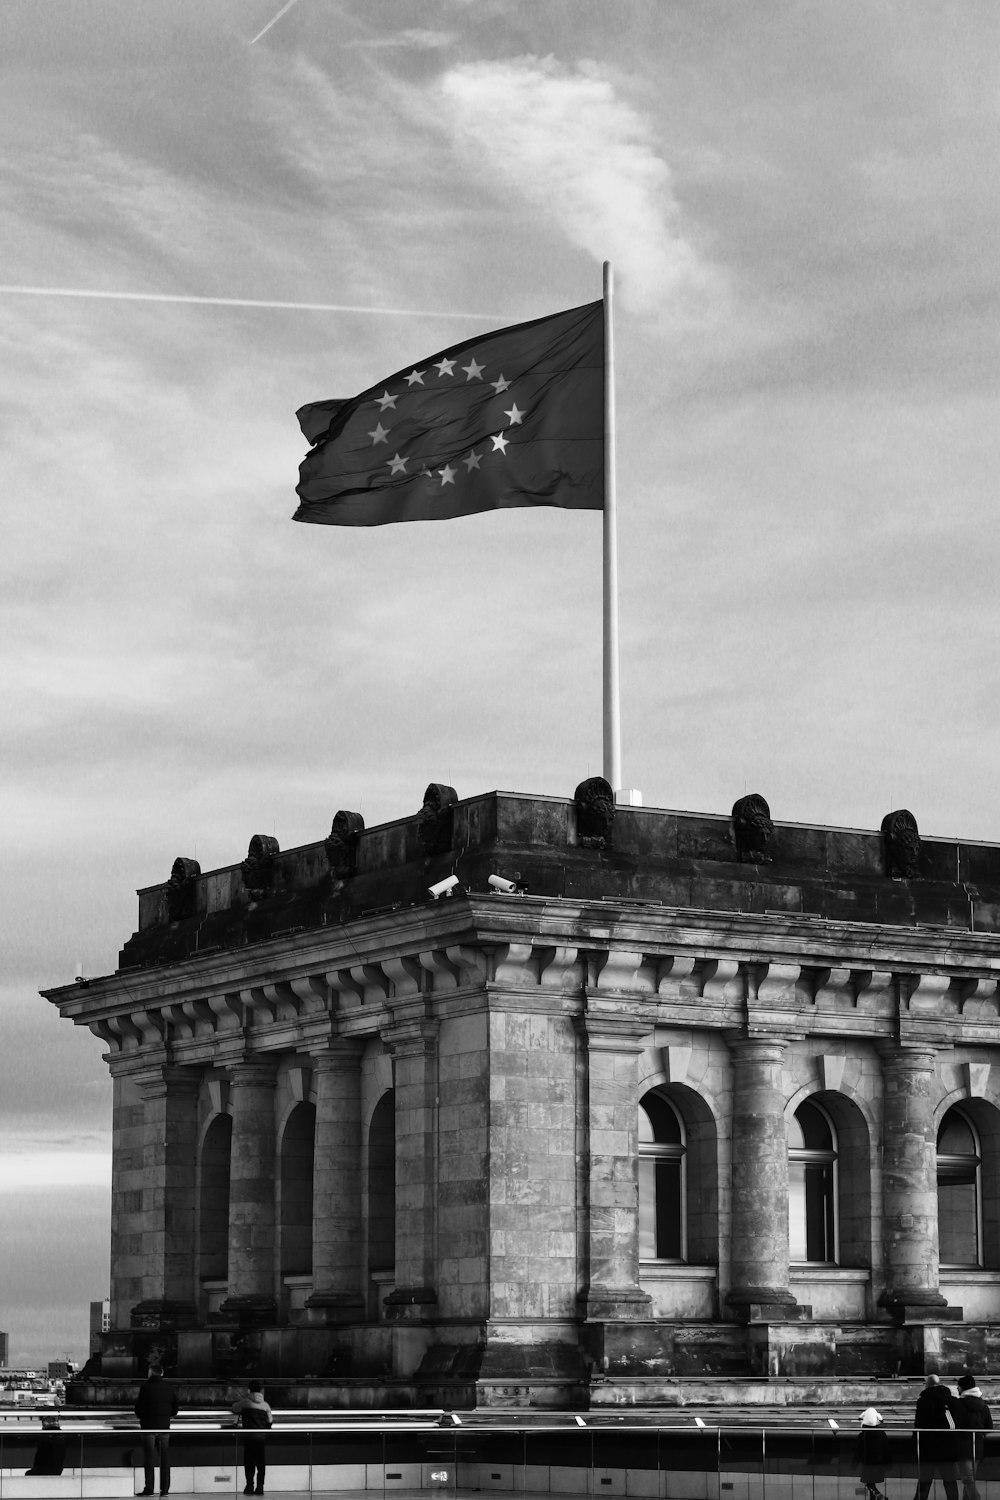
left=294, top=299, right=603, bottom=526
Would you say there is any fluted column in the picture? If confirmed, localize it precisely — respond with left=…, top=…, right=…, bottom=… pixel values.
left=220, top=1059, right=278, bottom=1321
left=305, top=1040, right=366, bottom=1324
left=383, top=1019, right=438, bottom=1319
left=579, top=1014, right=653, bottom=1320
left=879, top=1044, right=949, bottom=1318
left=725, top=1034, right=798, bottom=1320
left=131, top=1066, right=201, bottom=1327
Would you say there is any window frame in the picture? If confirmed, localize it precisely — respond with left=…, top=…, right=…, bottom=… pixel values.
left=638, top=1091, right=687, bottom=1264
left=937, top=1105, right=984, bottom=1270
left=788, top=1098, right=839, bottom=1267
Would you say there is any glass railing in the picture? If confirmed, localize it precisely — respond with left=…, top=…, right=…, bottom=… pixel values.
left=0, top=1419, right=990, bottom=1498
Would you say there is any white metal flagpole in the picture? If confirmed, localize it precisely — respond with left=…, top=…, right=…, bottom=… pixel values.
left=602, top=260, right=623, bottom=792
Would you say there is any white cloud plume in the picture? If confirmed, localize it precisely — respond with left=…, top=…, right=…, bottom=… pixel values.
left=439, top=56, right=720, bottom=316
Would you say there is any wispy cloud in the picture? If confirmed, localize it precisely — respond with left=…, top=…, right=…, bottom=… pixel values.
left=439, top=56, right=723, bottom=317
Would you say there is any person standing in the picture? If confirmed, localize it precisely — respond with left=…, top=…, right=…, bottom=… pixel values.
left=855, top=1407, right=891, bottom=1500
left=956, top=1374, right=993, bottom=1500
left=232, top=1379, right=272, bottom=1495
left=913, top=1374, right=961, bottom=1500
left=134, top=1366, right=179, bottom=1497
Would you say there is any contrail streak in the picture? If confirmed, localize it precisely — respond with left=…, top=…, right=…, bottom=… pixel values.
left=249, top=0, right=302, bottom=45
left=0, top=285, right=507, bottom=321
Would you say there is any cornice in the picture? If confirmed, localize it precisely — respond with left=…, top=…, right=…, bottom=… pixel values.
left=45, top=898, right=1000, bottom=1070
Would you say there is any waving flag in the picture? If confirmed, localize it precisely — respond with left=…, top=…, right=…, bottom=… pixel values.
left=293, top=300, right=603, bottom=526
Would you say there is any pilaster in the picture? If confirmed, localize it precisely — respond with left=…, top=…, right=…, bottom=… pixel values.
left=220, top=1058, right=278, bottom=1323
left=878, top=1042, right=955, bottom=1322
left=724, top=1033, right=801, bottom=1321
left=304, top=1039, right=366, bottom=1324
left=382, top=1017, right=439, bottom=1319
left=129, top=1066, right=202, bottom=1329
left=578, top=1007, right=654, bottom=1320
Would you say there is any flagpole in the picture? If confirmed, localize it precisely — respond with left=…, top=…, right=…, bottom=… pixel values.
left=603, top=260, right=622, bottom=792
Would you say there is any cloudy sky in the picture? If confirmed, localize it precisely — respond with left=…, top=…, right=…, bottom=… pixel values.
left=2, top=0, right=998, bottom=1365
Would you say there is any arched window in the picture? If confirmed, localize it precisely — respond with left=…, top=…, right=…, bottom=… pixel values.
left=368, top=1091, right=396, bottom=1278
left=639, top=1091, right=686, bottom=1261
left=788, top=1099, right=837, bottom=1264
left=279, top=1101, right=316, bottom=1277
left=938, top=1107, right=982, bottom=1267
left=199, top=1113, right=232, bottom=1283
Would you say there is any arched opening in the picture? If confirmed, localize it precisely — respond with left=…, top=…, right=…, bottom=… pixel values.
left=938, top=1106, right=983, bottom=1268
left=788, top=1099, right=838, bottom=1264
left=279, top=1101, right=316, bottom=1278
left=638, top=1084, right=719, bottom=1266
left=367, top=1091, right=395, bottom=1316
left=639, top=1091, right=686, bottom=1260
left=199, top=1113, right=232, bottom=1284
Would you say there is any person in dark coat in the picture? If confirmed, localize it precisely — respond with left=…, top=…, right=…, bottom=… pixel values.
left=914, top=1374, right=961, bottom=1500
left=956, top=1374, right=993, bottom=1500
left=26, top=1415, right=68, bottom=1476
left=134, top=1367, right=180, bottom=1496
left=855, top=1407, right=891, bottom=1500
left=231, top=1379, right=272, bottom=1495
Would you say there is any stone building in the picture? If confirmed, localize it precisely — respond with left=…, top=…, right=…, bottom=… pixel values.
left=44, top=785, right=1000, bottom=1407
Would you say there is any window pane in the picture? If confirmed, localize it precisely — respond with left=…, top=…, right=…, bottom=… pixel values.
left=655, top=1159, right=682, bottom=1259
left=790, top=1161, right=834, bottom=1261
left=789, top=1161, right=807, bottom=1261
left=639, top=1158, right=682, bottom=1259
left=938, top=1179, right=979, bottom=1265
left=938, top=1110, right=977, bottom=1157
left=795, top=1101, right=833, bottom=1152
left=638, top=1158, right=657, bottom=1258
left=804, top=1163, right=834, bottom=1261
left=640, top=1092, right=683, bottom=1145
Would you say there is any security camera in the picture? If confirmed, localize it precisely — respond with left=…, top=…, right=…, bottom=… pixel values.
left=428, top=874, right=459, bottom=899
left=488, top=875, right=517, bottom=894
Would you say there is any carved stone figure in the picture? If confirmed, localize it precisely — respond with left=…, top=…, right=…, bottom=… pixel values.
left=882, top=808, right=921, bottom=879
left=166, top=856, right=201, bottom=922
left=417, top=784, right=458, bottom=857
left=732, top=794, right=774, bottom=865
left=325, top=809, right=365, bottom=880
left=575, top=777, right=615, bottom=848
left=241, top=834, right=280, bottom=901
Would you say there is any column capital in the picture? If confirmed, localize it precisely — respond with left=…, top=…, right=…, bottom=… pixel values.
left=724, top=1031, right=793, bottom=1066
left=133, top=1065, right=203, bottom=1102
left=227, top=1059, right=278, bottom=1089
left=577, top=1011, right=651, bottom=1052
left=380, top=1016, right=439, bottom=1056
left=877, top=1042, right=939, bottom=1076
left=308, top=1037, right=366, bottom=1071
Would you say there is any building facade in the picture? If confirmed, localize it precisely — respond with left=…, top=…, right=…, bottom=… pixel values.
left=44, top=786, right=1000, bottom=1406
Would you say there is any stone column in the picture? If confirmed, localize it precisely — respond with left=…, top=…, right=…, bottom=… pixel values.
left=305, top=1040, right=366, bottom=1324
left=130, top=1066, right=201, bottom=1328
left=879, top=1044, right=949, bottom=1319
left=383, top=1019, right=438, bottom=1319
left=579, top=1015, right=653, bottom=1320
left=220, top=1059, right=278, bottom=1322
left=725, top=1034, right=799, bottom=1320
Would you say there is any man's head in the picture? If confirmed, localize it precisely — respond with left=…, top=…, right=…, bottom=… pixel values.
left=926, top=1374, right=941, bottom=1388
left=248, top=1380, right=263, bottom=1394
left=959, top=1375, right=977, bottom=1392
left=147, top=1367, right=164, bottom=1379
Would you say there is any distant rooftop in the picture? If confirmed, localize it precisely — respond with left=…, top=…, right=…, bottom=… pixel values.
left=116, top=785, right=1000, bottom=971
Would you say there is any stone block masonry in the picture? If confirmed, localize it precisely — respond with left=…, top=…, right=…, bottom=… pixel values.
left=43, top=788, right=1000, bottom=1407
